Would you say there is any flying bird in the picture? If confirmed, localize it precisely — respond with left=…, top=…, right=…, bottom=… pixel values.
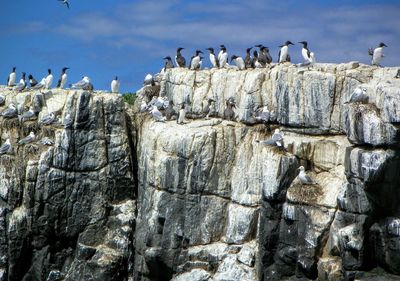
left=0, top=139, right=12, bottom=155
left=278, top=41, right=294, bottom=63
left=297, top=166, right=316, bottom=185
left=57, top=67, right=69, bottom=88
left=58, top=0, right=70, bottom=9
left=111, top=76, right=120, bottom=93
left=369, top=42, right=387, bottom=66
left=7, top=67, right=16, bottom=87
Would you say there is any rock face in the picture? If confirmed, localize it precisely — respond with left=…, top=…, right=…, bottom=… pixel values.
left=0, top=62, right=399, bottom=281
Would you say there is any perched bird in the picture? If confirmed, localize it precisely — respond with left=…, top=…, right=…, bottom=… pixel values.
left=255, top=106, right=270, bottom=123
left=40, top=112, right=56, bottom=125
left=28, top=74, right=38, bottom=87
left=111, top=76, right=120, bottom=93
left=163, top=56, right=174, bottom=71
left=0, top=139, right=12, bottom=155
left=263, top=46, right=273, bottom=64
left=57, top=67, right=69, bottom=88
left=255, top=45, right=267, bottom=67
left=395, top=69, right=400, bottom=79
left=202, top=98, right=215, bottom=119
left=369, top=42, right=387, bottom=66
left=344, top=87, right=368, bottom=104
left=297, top=166, right=316, bottom=185
left=31, top=78, right=46, bottom=90
left=14, top=72, right=26, bottom=92
left=253, top=51, right=263, bottom=68
left=20, top=106, right=37, bottom=122
left=71, top=76, right=92, bottom=90
left=63, top=113, right=73, bottom=128
left=165, top=100, right=177, bottom=120
left=58, top=0, right=70, bottom=9
left=177, top=104, right=186, bottom=124
left=299, top=41, right=312, bottom=63
left=154, top=96, right=166, bottom=109
left=190, top=50, right=203, bottom=70
left=45, top=69, right=53, bottom=89
left=269, top=111, right=277, bottom=122
left=150, top=105, right=166, bottom=122
left=278, top=41, right=294, bottom=63
left=18, top=132, right=35, bottom=145
left=244, top=48, right=253, bottom=69
left=206, top=48, right=219, bottom=68
left=231, top=55, right=245, bottom=70
left=218, top=45, right=229, bottom=68
left=272, top=128, right=284, bottom=148
left=175, top=47, right=186, bottom=67
left=39, top=137, right=54, bottom=146
left=7, top=67, right=16, bottom=87
left=140, top=101, right=148, bottom=112
left=0, top=95, right=5, bottom=106
left=143, top=74, right=154, bottom=86
left=223, top=98, right=236, bottom=121
left=1, top=103, right=18, bottom=118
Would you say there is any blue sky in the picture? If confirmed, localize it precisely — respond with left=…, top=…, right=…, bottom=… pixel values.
left=1, top=0, right=399, bottom=93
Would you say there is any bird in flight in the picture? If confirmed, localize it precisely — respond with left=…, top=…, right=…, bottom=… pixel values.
left=58, top=0, right=70, bottom=9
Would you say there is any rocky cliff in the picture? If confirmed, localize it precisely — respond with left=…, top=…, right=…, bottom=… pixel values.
left=0, top=62, right=399, bottom=281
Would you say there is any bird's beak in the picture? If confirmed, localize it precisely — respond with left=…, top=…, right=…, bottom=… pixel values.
left=384, top=43, right=388, bottom=47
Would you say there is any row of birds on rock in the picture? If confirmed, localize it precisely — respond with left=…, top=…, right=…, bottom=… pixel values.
left=6, top=67, right=121, bottom=93
left=161, top=42, right=389, bottom=71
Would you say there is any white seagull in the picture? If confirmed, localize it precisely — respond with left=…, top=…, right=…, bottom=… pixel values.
left=20, top=106, right=36, bottom=122
left=18, top=132, right=35, bottom=145
left=150, top=105, right=166, bottom=122
left=40, top=112, right=56, bottom=125
left=1, top=103, right=18, bottom=118
left=344, top=87, right=368, bottom=104
left=297, top=166, right=316, bottom=185
left=71, top=76, right=92, bottom=90
left=0, top=139, right=12, bottom=155
left=272, top=128, right=284, bottom=148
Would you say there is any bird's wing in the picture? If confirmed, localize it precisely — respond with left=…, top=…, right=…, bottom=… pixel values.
left=7, top=75, right=9, bottom=85
left=277, top=50, right=281, bottom=62
left=307, top=49, right=311, bottom=59
left=368, top=48, right=374, bottom=56
left=66, top=1, right=70, bottom=8
left=57, top=75, right=62, bottom=87
left=153, top=110, right=163, bottom=120
left=304, top=174, right=315, bottom=184
left=272, top=133, right=282, bottom=142
left=0, top=144, right=9, bottom=154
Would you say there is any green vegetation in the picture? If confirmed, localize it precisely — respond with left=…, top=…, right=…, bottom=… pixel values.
left=122, top=93, right=137, bottom=105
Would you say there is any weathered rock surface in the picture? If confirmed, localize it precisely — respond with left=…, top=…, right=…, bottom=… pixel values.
left=0, top=62, right=399, bottom=281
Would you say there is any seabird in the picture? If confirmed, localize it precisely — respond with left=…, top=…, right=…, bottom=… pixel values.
left=1, top=103, right=17, bottom=118
left=58, top=0, right=70, bottom=9
left=57, top=67, right=69, bottom=88
left=154, top=96, right=166, bottom=109
left=278, top=41, right=294, bottom=63
left=39, top=137, right=54, bottom=146
left=272, top=128, right=284, bottom=148
left=244, top=48, right=253, bottom=69
left=202, top=98, right=215, bottom=119
left=223, top=98, right=236, bottom=121
left=177, top=104, right=186, bottom=124
left=206, top=48, right=219, bottom=68
left=163, top=56, right=174, bottom=71
left=71, top=76, right=92, bottom=90
left=7, top=67, right=16, bottom=86
left=111, top=76, right=120, bottom=93
left=45, top=69, right=53, bottom=89
left=253, top=51, right=263, bottom=68
left=28, top=74, right=38, bottom=87
left=31, top=78, right=46, bottom=90
left=190, top=50, right=203, bottom=70
left=0, top=95, right=5, bottom=106
left=297, top=166, right=316, bottom=185
left=14, top=72, right=26, bottom=92
left=344, top=87, right=368, bottom=104
left=218, top=45, right=229, bottom=68
left=143, top=74, right=154, bottom=86
left=18, top=132, right=35, bottom=145
left=395, top=69, right=400, bottom=79
left=140, top=101, right=148, bottom=112
left=165, top=100, right=177, bottom=120
left=63, top=113, right=73, bottom=128
left=20, top=106, right=37, bottom=122
left=150, top=105, right=166, bottom=122
left=263, top=46, right=273, bottom=64
left=299, top=41, right=312, bottom=63
left=231, top=55, right=245, bottom=70
left=255, top=45, right=267, bottom=67
left=369, top=42, right=387, bottom=66
left=255, top=106, right=270, bottom=123
left=175, top=47, right=186, bottom=67
left=0, top=139, right=12, bottom=155
left=40, top=112, right=56, bottom=125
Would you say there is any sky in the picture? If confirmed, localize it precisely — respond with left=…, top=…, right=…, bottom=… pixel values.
left=0, top=0, right=399, bottom=93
